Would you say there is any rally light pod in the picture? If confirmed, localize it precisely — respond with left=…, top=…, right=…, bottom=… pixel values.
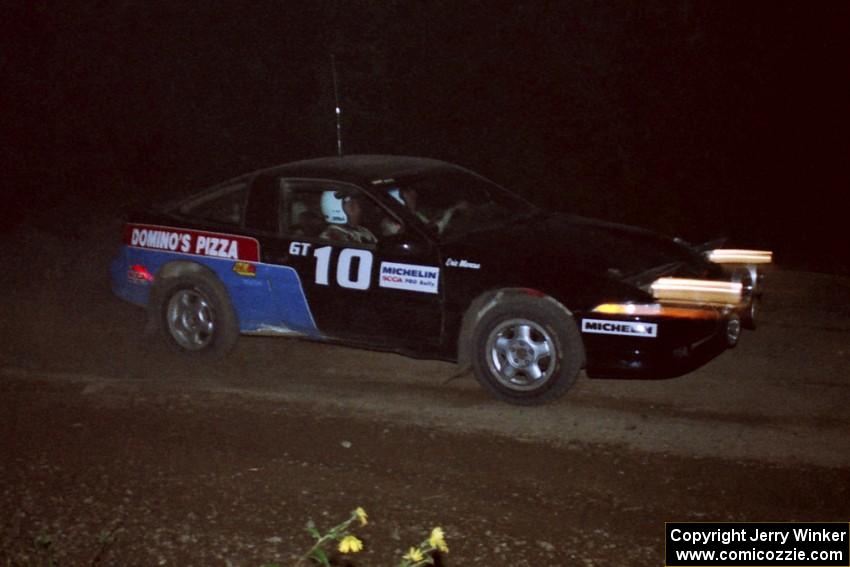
left=707, top=249, right=773, bottom=265
left=650, top=277, right=743, bottom=306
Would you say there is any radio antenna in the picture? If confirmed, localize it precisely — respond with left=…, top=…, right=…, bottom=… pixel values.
left=331, top=54, right=343, bottom=157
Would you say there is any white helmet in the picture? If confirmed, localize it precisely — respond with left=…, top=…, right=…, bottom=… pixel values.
left=321, top=190, right=348, bottom=224
left=388, top=188, right=404, bottom=205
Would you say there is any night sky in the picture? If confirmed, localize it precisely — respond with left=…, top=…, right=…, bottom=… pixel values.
left=4, top=1, right=849, bottom=272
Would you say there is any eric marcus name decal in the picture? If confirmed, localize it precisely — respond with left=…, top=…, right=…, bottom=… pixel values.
left=581, top=318, right=658, bottom=338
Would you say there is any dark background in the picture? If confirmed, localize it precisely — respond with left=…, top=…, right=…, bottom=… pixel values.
left=4, top=1, right=848, bottom=272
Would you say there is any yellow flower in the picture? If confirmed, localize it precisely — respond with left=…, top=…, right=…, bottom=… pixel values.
left=338, top=535, right=364, bottom=554
left=354, top=506, right=368, bottom=527
left=404, top=547, right=425, bottom=562
left=429, top=527, right=449, bottom=553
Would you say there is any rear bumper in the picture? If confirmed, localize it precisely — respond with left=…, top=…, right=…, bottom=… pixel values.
left=109, top=249, right=151, bottom=306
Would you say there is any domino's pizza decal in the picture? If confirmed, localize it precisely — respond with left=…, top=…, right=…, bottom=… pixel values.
left=124, top=224, right=260, bottom=262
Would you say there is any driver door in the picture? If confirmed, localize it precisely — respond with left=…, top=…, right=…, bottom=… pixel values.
left=277, top=180, right=444, bottom=348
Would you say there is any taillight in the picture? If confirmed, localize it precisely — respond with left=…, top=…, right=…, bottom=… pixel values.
left=129, top=264, right=154, bottom=282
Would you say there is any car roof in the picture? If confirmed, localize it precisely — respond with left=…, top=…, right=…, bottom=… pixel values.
left=256, top=155, right=459, bottom=186
left=157, top=155, right=468, bottom=213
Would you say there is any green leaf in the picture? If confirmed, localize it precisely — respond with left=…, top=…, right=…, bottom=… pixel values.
left=309, top=547, right=330, bottom=567
left=34, top=534, right=52, bottom=549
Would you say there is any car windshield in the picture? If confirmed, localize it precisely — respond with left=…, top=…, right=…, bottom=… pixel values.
left=379, top=168, right=535, bottom=239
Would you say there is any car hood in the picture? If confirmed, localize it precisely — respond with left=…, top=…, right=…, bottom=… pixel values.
left=441, top=212, right=711, bottom=284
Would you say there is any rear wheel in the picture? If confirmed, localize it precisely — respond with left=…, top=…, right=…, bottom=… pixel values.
left=470, top=295, right=583, bottom=405
left=155, top=272, right=239, bottom=357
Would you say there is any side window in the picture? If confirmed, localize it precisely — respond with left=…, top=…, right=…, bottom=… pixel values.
left=285, top=184, right=327, bottom=238
left=244, top=175, right=281, bottom=233
left=282, top=182, right=394, bottom=246
left=178, top=182, right=247, bottom=226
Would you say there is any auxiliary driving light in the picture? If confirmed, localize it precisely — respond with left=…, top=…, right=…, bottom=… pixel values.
left=650, top=277, right=743, bottom=305
left=707, top=249, right=773, bottom=264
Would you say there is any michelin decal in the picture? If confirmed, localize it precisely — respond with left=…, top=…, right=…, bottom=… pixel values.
left=379, top=262, right=439, bottom=294
left=581, top=318, right=658, bottom=338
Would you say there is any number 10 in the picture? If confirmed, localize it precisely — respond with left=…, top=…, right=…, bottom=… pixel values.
left=313, top=246, right=373, bottom=290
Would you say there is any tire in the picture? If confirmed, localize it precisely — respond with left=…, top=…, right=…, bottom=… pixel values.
left=741, top=294, right=758, bottom=330
left=154, top=272, right=239, bottom=357
left=470, top=295, right=583, bottom=405
left=736, top=268, right=758, bottom=330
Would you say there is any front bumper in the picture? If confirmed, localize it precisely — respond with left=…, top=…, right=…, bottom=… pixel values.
left=580, top=310, right=736, bottom=378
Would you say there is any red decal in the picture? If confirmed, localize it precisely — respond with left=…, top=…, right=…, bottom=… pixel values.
left=519, top=287, right=546, bottom=298
left=124, top=224, right=260, bottom=262
left=232, top=261, right=257, bottom=277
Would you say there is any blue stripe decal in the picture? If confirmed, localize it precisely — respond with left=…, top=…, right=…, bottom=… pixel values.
left=110, top=246, right=319, bottom=335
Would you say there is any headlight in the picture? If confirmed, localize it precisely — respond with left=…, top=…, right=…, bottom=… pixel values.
left=592, top=302, right=720, bottom=320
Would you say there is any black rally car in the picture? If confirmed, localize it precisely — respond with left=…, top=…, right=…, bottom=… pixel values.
left=110, top=155, right=771, bottom=404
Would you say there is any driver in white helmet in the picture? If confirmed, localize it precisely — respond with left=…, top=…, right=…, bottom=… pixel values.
left=380, top=188, right=430, bottom=236
left=319, top=190, right=378, bottom=244
left=381, top=186, right=469, bottom=235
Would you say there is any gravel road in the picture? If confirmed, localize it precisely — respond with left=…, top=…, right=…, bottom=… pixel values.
left=2, top=225, right=848, bottom=566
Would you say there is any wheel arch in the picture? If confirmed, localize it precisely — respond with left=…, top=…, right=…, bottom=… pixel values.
left=456, top=287, right=584, bottom=368
left=155, top=259, right=216, bottom=281
left=146, top=260, right=234, bottom=334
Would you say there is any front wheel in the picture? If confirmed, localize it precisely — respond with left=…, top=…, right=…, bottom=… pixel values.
left=470, top=296, right=583, bottom=405
left=155, top=272, right=239, bottom=357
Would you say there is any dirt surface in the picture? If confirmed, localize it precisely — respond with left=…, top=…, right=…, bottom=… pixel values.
left=2, top=222, right=850, bottom=566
